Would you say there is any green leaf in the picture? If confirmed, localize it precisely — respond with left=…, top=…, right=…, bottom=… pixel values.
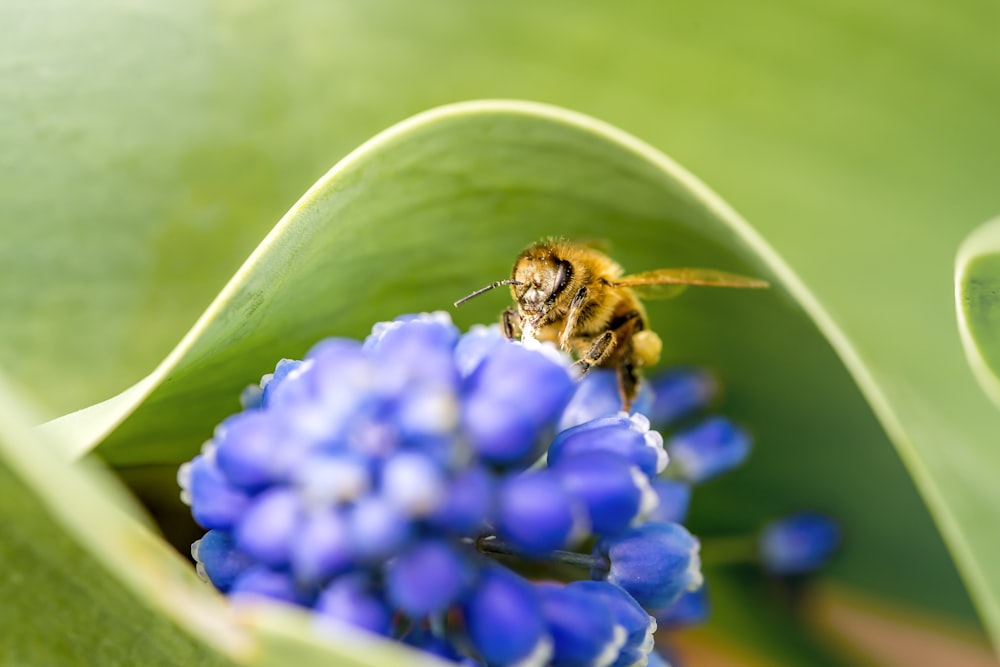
left=7, top=0, right=1000, bottom=658
left=0, top=376, right=236, bottom=665
left=957, top=217, right=1000, bottom=409
left=43, top=101, right=986, bottom=659
left=0, top=373, right=446, bottom=666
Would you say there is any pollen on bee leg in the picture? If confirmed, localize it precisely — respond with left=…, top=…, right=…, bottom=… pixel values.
left=632, top=330, right=662, bottom=367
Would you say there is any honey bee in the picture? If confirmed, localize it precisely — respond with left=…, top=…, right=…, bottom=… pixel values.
left=454, top=239, right=769, bottom=410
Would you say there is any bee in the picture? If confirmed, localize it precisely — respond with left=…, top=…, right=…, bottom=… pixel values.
left=454, top=239, right=769, bottom=410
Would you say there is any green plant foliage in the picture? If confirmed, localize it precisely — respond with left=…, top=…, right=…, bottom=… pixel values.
left=5, top=0, right=1000, bottom=661
left=957, top=218, right=1000, bottom=410
left=0, top=376, right=236, bottom=666
left=42, top=103, right=989, bottom=660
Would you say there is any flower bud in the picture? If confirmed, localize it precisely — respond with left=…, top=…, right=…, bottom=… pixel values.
left=548, top=414, right=667, bottom=480
left=667, top=417, right=750, bottom=483
left=594, top=522, right=702, bottom=609
left=462, top=567, right=552, bottom=667
left=758, top=512, right=840, bottom=575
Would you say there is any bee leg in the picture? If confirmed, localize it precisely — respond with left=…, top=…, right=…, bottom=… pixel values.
left=572, top=330, right=616, bottom=375
left=604, top=310, right=644, bottom=411
left=617, top=362, right=640, bottom=412
left=559, top=286, right=589, bottom=351
left=501, top=307, right=521, bottom=340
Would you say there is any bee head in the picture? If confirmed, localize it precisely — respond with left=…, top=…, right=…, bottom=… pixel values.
left=512, top=255, right=572, bottom=315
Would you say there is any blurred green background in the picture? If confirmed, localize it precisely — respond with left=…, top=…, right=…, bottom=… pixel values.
left=3, top=0, right=1000, bottom=663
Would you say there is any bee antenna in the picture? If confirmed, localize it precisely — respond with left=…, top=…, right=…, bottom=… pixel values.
left=454, top=280, right=522, bottom=307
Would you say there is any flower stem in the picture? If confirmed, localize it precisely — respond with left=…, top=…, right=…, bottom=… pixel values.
left=475, top=536, right=609, bottom=572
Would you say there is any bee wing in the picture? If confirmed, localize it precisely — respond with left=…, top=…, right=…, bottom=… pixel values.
left=612, top=268, right=769, bottom=299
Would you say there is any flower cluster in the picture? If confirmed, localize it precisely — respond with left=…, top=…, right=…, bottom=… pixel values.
left=179, top=312, right=835, bottom=666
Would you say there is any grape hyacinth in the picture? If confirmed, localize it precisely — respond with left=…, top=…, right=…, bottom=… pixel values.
left=178, top=312, right=832, bottom=666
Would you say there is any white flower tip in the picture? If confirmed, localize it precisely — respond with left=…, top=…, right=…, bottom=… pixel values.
left=628, top=413, right=651, bottom=431
left=176, top=462, right=192, bottom=490
left=511, top=635, right=554, bottom=667
left=686, top=551, right=704, bottom=592
left=468, top=322, right=501, bottom=336
left=594, top=625, right=629, bottom=667
left=632, top=468, right=659, bottom=517
left=427, top=310, right=454, bottom=326
left=200, top=439, right=218, bottom=460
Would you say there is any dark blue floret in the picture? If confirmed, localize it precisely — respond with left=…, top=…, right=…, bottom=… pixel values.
left=548, top=414, right=667, bottom=480
left=497, top=470, right=579, bottom=556
left=183, top=453, right=252, bottom=530
left=653, top=584, right=710, bottom=628
left=229, top=566, right=306, bottom=606
left=192, top=530, right=253, bottom=592
left=315, top=574, right=393, bottom=636
left=260, top=358, right=306, bottom=409
left=380, top=450, right=447, bottom=517
left=290, top=508, right=353, bottom=585
left=647, top=480, right=692, bottom=525
left=552, top=450, right=654, bottom=536
left=452, top=324, right=505, bottom=378
left=384, top=540, right=473, bottom=617
left=667, top=416, right=750, bottom=483
left=536, top=582, right=625, bottom=667
left=462, top=342, right=574, bottom=466
left=759, top=512, right=841, bottom=575
left=646, top=367, right=718, bottom=426
left=214, top=410, right=299, bottom=490
left=347, top=495, right=413, bottom=560
left=462, top=566, right=551, bottom=667
left=595, top=522, right=703, bottom=609
left=568, top=581, right=656, bottom=667
left=234, top=488, right=301, bottom=567
left=556, top=369, right=654, bottom=431
left=429, top=465, right=495, bottom=535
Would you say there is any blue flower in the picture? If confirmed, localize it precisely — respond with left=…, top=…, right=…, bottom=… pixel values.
left=646, top=368, right=717, bottom=426
left=229, top=566, right=306, bottom=606
left=462, top=566, right=551, bottom=667
left=552, top=450, right=657, bottom=536
left=667, top=416, right=751, bottom=483
left=385, top=540, right=473, bottom=617
left=315, top=574, right=393, bottom=636
left=462, top=340, right=575, bottom=466
left=179, top=450, right=251, bottom=530
left=548, top=413, right=668, bottom=480
left=234, top=487, right=301, bottom=567
left=568, top=581, right=656, bottom=667
left=594, top=522, right=703, bottom=609
left=496, top=470, right=582, bottom=556
left=758, top=512, right=841, bottom=575
left=429, top=465, right=496, bottom=535
left=191, top=529, right=253, bottom=593
left=652, top=584, right=710, bottom=628
left=557, top=368, right=655, bottom=431
left=536, top=582, right=625, bottom=667
left=177, top=311, right=796, bottom=665
left=647, top=479, right=692, bottom=525
left=290, top=508, right=353, bottom=585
